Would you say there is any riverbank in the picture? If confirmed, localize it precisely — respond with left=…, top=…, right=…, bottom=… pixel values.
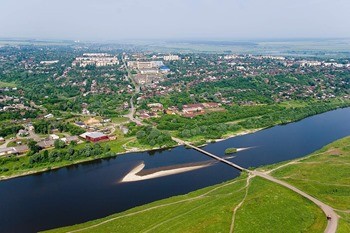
left=45, top=136, right=350, bottom=233
left=0, top=126, right=259, bottom=181
left=0, top=104, right=349, bottom=182
left=2, top=106, right=350, bottom=233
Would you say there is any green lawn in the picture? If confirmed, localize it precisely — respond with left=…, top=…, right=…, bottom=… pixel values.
left=100, top=137, right=133, bottom=153
left=6, top=139, right=29, bottom=147
left=111, top=117, right=129, bottom=124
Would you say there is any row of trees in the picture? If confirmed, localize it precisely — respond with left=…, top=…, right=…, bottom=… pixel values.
left=28, top=143, right=112, bottom=165
left=34, top=121, right=85, bottom=135
left=180, top=123, right=241, bottom=139
left=151, top=100, right=350, bottom=140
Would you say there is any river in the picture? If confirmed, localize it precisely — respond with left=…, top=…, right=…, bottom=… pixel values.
left=1, top=108, right=350, bottom=232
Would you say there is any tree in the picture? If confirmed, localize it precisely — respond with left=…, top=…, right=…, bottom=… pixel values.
left=54, top=139, right=65, bottom=149
left=28, top=140, right=40, bottom=153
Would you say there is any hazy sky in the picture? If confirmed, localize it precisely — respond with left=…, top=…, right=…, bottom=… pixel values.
left=0, top=0, right=349, bottom=41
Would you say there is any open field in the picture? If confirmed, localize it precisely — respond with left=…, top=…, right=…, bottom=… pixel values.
left=45, top=136, right=350, bottom=233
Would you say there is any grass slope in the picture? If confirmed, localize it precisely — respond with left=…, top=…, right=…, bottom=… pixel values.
left=271, top=136, right=350, bottom=231
left=45, top=174, right=325, bottom=233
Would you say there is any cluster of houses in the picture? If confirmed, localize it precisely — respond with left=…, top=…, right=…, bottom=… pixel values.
left=36, top=135, right=80, bottom=149
left=72, top=53, right=119, bottom=67
left=0, top=145, right=29, bottom=157
left=0, top=93, right=33, bottom=112
left=0, top=121, right=113, bottom=157
left=137, top=102, right=223, bottom=119
left=0, top=132, right=112, bottom=157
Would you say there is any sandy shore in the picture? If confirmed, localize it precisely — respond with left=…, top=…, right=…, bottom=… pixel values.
left=236, top=147, right=254, bottom=152
left=213, top=128, right=263, bottom=143
left=121, top=162, right=213, bottom=183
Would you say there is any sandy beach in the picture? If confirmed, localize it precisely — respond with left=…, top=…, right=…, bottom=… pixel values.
left=120, top=162, right=214, bottom=183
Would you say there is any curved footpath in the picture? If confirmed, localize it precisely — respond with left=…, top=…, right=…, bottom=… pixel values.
left=173, top=137, right=339, bottom=233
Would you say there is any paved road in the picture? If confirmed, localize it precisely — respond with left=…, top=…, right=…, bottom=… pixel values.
left=173, top=137, right=339, bottom=233
left=122, top=56, right=142, bottom=125
left=253, top=171, right=338, bottom=233
left=0, top=139, right=11, bottom=149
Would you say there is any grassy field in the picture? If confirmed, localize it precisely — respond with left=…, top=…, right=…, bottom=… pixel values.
left=0, top=81, right=16, bottom=88
left=44, top=136, right=350, bottom=233
left=271, top=136, right=350, bottom=230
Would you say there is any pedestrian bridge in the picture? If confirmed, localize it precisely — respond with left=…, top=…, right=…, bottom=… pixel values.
left=172, top=137, right=248, bottom=172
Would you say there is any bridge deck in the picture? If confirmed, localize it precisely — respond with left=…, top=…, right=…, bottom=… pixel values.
left=179, top=140, right=248, bottom=172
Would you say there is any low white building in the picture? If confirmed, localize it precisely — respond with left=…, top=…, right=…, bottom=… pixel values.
left=50, top=134, right=60, bottom=140
left=44, top=113, right=54, bottom=119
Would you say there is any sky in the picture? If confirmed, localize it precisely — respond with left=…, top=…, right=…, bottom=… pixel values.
left=0, top=0, right=349, bottom=41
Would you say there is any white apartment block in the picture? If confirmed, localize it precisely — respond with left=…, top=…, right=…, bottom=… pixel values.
left=163, top=55, right=180, bottom=61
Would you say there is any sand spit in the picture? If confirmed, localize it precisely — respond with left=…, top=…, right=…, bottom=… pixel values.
left=121, top=161, right=215, bottom=183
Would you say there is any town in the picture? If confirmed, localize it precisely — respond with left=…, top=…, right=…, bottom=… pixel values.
left=1, top=45, right=350, bottom=163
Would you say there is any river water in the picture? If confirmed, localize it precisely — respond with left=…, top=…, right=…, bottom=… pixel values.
left=1, top=108, right=350, bottom=232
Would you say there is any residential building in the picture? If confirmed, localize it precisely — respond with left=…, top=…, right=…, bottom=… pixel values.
left=163, top=55, right=180, bottom=61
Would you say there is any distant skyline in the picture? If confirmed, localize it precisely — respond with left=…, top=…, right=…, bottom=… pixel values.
left=0, top=0, right=349, bottom=41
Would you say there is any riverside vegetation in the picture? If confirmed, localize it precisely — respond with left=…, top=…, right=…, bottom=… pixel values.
left=0, top=100, right=349, bottom=180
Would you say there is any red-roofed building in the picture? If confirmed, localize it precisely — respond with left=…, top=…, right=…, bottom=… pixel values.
left=81, top=132, right=109, bottom=142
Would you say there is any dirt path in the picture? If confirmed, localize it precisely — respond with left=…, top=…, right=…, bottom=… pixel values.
left=229, top=174, right=253, bottom=233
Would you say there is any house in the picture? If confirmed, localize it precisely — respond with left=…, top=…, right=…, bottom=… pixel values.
left=14, top=145, right=29, bottom=154
left=18, top=129, right=29, bottom=137
left=0, top=147, right=16, bottom=156
left=44, top=113, right=54, bottom=119
left=49, top=134, right=60, bottom=140
left=60, top=136, right=79, bottom=144
left=182, top=103, right=204, bottom=113
left=102, top=118, right=111, bottom=123
left=80, top=132, right=109, bottom=142
left=75, top=121, right=86, bottom=128
left=147, top=103, right=163, bottom=112
left=0, top=145, right=29, bottom=156
left=37, top=140, right=55, bottom=149
left=139, top=113, right=151, bottom=119
left=203, top=102, right=221, bottom=109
